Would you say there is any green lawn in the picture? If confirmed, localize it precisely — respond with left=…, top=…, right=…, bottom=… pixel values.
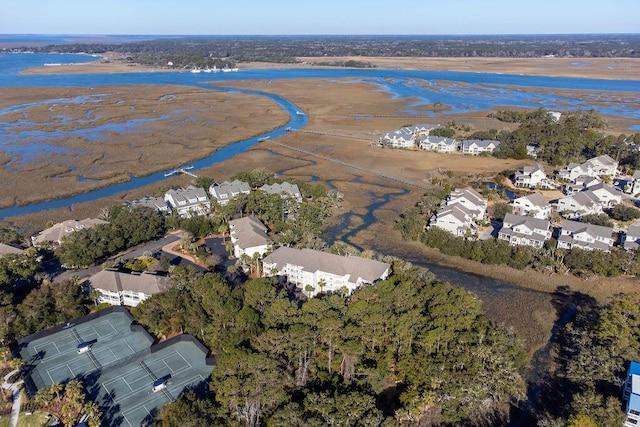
left=16, top=411, right=54, bottom=427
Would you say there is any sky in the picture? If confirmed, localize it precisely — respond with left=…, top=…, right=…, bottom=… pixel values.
left=1, top=0, right=638, bottom=35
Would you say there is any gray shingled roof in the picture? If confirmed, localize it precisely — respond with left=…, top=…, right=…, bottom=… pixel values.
left=514, top=193, right=548, bottom=208
left=0, top=243, right=23, bottom=256
left=560, top=219, right=614, bottom=240
left=32, top=218, right=109, bottom=245
left=88, top=269, right=170, bottom=295
left=124, top=196, right=169, bottom=211
left=260, top=182, right=302, bottom=200
left=229, top=217, right=271, bottom=250
left=209, top=180, right=250, bottom=201
left=502, top=213, right=550, bottom=232
left=462, top=139, right=500, bottom=149
left=263, top=247, right=389, bottom=284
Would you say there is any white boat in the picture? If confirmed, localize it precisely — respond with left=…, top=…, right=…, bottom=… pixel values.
left=258, top=136, right=271, bottom=142
left=190, top=68, right=201, bottom=73
left=296, top=111, right=307, bottom=116
left=203, top=68, right=212, bottom=73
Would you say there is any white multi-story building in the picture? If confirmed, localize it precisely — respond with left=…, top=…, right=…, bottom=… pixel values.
left=623, top=361, right=640, bottom=427
left=418, top=136, right=459, bottom=153
left=228, top=216, right=272, bottom=258
left=556, top=191, right=603, bottom=219
left=511, top=193, right=552, bottom=219
left=446, top=187, right=487, bottom=220
left=461, top=139, right=500, bottom=155
left=209, top=180, right=251, bottom=206
left=87, top=269, right=170, bottom=307
left=513, top=163, right=551, bottom=189
left=498, top=213, right=551, bottom=248
left=164, top=186, right=210, bottom=218
left=559, top=154, right=618, bottom=181
left=557, top=219, right=614, bottom=251
left=262, top=247, right=390, bottom=298
left=260, top=182, right=303, bottom=203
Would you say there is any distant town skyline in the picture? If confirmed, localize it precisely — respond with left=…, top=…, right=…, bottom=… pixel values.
left=2, top=0, right=638, bottom=36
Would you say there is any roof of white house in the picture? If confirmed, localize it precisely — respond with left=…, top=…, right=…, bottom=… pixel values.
left=462, top=139, right=500, bottom=148
left=587, top=154, right=617, bottom=168
left=263, top=247, right=389, bottom=284
left=124, top=196, right=169, bottom=211
left=31, top=218, right=109, bottom=245
left=165, top=186, right=208, bottom=205
left=435, top=203, right=475, bottom=223
left=382, top=128, right=413, bottom=139
left=560, top=191, right=600, bottom=209
left=633, top=170, right=640, bottom=180
left=209, top=180, right=251, bottom=199
left=503, top=213, right=550, bottom=231
left=449, top=187, right=486, bottom=207
left=628, top=221, right=640, bottom=238
left=0, top=243, right=23, bottom=256
left=513, top=193, right=548, bottom=208
left=260, top=182, right=302, bottom=199
left=229, top=216, right=271, bottom=250
left=405, top=124, right=442, bottom=134
left=560, top=219, right=614, bottom=240
left=420, top=136, right=458, bottom=146
left=88, top=269, right=170, bottom=295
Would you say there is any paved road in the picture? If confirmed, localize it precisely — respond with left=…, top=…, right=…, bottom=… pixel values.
left=2, top=369, right=23, bottom=427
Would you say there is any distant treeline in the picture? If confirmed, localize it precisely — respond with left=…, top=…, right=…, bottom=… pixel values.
left=12, top=34, right=640, bottom=68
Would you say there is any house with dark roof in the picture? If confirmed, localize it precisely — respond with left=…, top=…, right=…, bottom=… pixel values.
left=31, top=218, right=109, bottom=246
left=461, top=139, right=500, bottom=155
left=262, top=247, right=390, bottom=297
left=498, top=213, right=551, bottom=248
left=557, top=219, right=614, bottom=251
left=209, top=180, right=251, bottom=206
left=87, top=269, right=170, bottom=307
left=164, top=186, right=210, bottom=218
left=564, top=175, right=602, bottom=195
left=228, top=216, right=272, bottom=258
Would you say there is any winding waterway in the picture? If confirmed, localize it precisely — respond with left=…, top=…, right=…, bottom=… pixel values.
left=1, top=52, right=638, bottom=421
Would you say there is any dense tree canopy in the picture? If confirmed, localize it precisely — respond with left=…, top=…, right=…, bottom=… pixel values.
left=137, top=264, right=527, bottom=425
left=57, top=206, right=166, bottom=267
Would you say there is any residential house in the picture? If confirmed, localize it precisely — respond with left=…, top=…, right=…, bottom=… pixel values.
left=559, top=154, right=619, bottom=181
left=461, top=139, right=500, bottom=155
left=429, top=204, right=477, bottom=237
left=379, top=128, right=415, bottom=149
left=124, top=196, right=170, bottom=213
left=557, top=219, right=614, bottom=251
left=31, top=218, right=109, bottom=247
left=262, top=247, right=390, bottom=298
left=513, top=163, right=551, bottom=189
left=260, top=182, right=303, bottom=203
left=556, top=191, right=603, bottom=218
left=0, top=243, right=23, bottom=257
left=418, top=136, right=459, bottom=153
left=587, top=183, right=622, bottom=209
left=87, top=269, right=170, bottom=307
left=405, top=124, right=443, bottom=136
left=209, top=180, right=251, bottom=206
left=446, top=187, right=487, bottom=220
left=511, top=193, right=552, bottom=219
left=164, top=186, right=210, bottom=218
left=564, top=175, right=601, bottom=195
left=623, top=361, right=640, bottom=427
left=526, top=144, right=539, bottom=158
left=623, top=221, right=640, bottom=251
left=228, top=216, right=272, bottom=258
left=498, top=213, right=551, bottom=248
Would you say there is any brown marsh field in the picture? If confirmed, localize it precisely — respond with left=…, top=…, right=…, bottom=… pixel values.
left=3, top=62, right=640, bottom=354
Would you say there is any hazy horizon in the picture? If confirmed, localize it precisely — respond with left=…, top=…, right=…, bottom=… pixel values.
left=3, top=0, right=638, bottom=36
